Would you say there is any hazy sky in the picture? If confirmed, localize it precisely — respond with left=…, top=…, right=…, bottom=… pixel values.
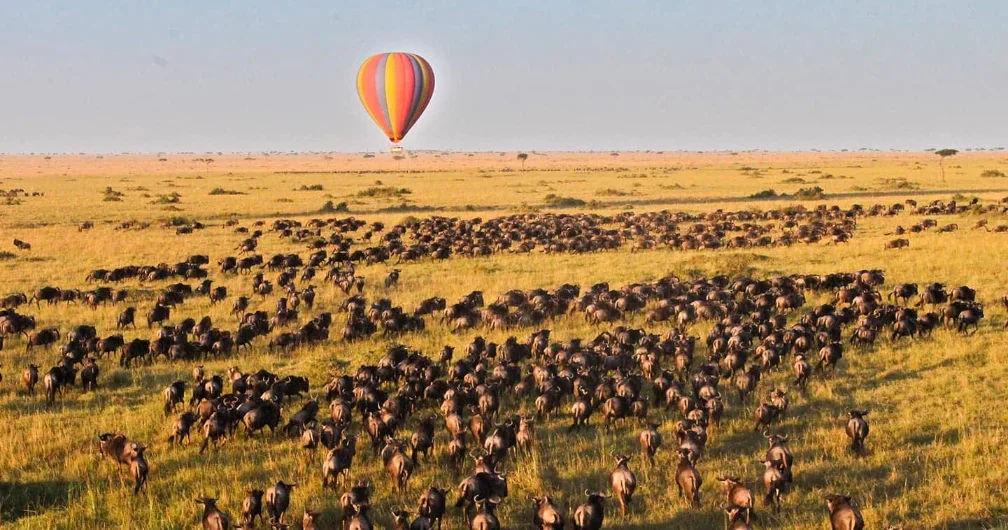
left=0, top=1, right=1005, bottom=153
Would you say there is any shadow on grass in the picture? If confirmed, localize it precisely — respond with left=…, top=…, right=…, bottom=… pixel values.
left=0, top=479, right=79, bottom=523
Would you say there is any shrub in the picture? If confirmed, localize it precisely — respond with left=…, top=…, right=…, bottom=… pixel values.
left=208, top=187, right=245, bottom=195
left=103, top=187, right=124, bottom=201
left=781, top=177, right=806, bottom=184
left=377, top=202, right=440, bottom=213
left=152, top=192, right=181, bottom=204
left=981, top=169, right=1006, bottom=178
left=877, top=178, right=920, bottom=190
left=543, top=194, right=586, bottom=208
left=793, top=186, right=826, bottom=200
left=320, top=200, right=349, bottom=213
left=297, top=184, right=325, bottom=191
left=0, top=251, right=16, bottom=260
left=749, top=189, right=778, bottom=199
left=356, top=186, right=412, bottom=198
left=595, top=188, right=631, bottom=196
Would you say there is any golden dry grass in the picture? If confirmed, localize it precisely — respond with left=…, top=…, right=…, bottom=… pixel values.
left=1, top=151, right=1007, bottom=529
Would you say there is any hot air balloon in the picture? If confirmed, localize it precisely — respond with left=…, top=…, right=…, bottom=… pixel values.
left=356, top=52, right=435, bottom=144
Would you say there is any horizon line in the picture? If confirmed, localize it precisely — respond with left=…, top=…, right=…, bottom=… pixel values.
left=1, top=147, right=1005, bottom=157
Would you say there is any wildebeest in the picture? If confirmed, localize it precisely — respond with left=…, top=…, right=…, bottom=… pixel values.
left=23, top=364, right=39, bottom=395
left=572, top=491, right=606, bottom=530
left=128, top=443, right=149, bottom=494
left=824, top=493, right=865, bottom=530
left=456, top=470, right=508, bottom=524
left=674, top=447, right=701, bottom=509
left=242, top=489, right=264, bottom=528
left=80, top=357, right=99, bottom=391
left=147, top=304, right=170, bottom=328
left=638, top=423, right=662, bottom=464
left=340, top=481, right=372, bottom=529
left=26, top=327, right=60, bottom=352
left=117, top=306, right=137, bottom=329
left=530, top=495, right=563, bottom=530
left=718, top=477, right=753, bottom=523
left=265, top=480, right=296, bottom=525
left=168, top=411, right=198, bottom=446
left=43, top=366, right=63, bottom=406
left=382, top=438, right=415, bottom=493
left=609, top=454, right=637, bottom=517
left=846, top=409, right=870, bottom=455
left=195, top=497, right=231, bottom=530
left=760, top=458, right=788, bottom=512
left=417, top=486, right=447, bottom=530
left=470, top=495, right=501, bottom=530
left=164, top=381, right=185, bottom=415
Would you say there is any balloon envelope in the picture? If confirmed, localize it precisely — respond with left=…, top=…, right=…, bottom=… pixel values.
left=357, top=52, right=435, bottom=144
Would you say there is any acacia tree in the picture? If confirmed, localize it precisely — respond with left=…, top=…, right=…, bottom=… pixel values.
left=935, top=148, right=958, bottom=183
left=517, top=152, right=528, bottom=170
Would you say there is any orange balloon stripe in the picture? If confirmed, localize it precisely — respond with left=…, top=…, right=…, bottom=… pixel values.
left=385, top=55, right=402, bottom=141
left=393, top=54, right=417, bottom=141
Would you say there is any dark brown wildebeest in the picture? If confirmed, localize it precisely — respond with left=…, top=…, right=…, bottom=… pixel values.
left=846, top=410, right=870, bottom=455
left=884, top=238, right=909, bottom=249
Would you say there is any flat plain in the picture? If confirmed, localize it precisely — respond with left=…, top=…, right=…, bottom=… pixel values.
left=1, top=150, right=1007, bottom=529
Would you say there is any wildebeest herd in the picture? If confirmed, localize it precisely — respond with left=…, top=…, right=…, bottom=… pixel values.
left=2, top=198, right=1004, bottom=530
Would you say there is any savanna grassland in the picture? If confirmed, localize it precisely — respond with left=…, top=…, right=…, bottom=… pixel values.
left=1, top=150, right=1008, bottom=530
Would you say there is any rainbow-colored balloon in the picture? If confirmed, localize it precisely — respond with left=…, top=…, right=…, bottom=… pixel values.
left=356, top=52, right=435, bottom=144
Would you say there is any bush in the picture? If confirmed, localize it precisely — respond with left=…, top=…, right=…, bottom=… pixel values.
left=356, top=186, right=412, bottom=198
left=981, top=169, right=1006, bottom=178
left=297, top=184, right=325, bottom=191
left=543, top=194, right=586, bottom=208
left=749, top=189, right=778, bottom=199
left=320, top=200, right=349, bottom=213
left=0, top=251, right=16, bottom=260
left=781, top=177, right=806, bottom=184
left=377, top=202, right=440, bottom=213
left=152, top=192, right=181, bottom=204
left=595, top=188, right=631, bottom=196
left=877, top=178, right=920, bottom=190
left=793, top=186, right=826, bottom=200
left=208, top=187, right=245, bottom=195
left=103, top=187, right=124, bottom=201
